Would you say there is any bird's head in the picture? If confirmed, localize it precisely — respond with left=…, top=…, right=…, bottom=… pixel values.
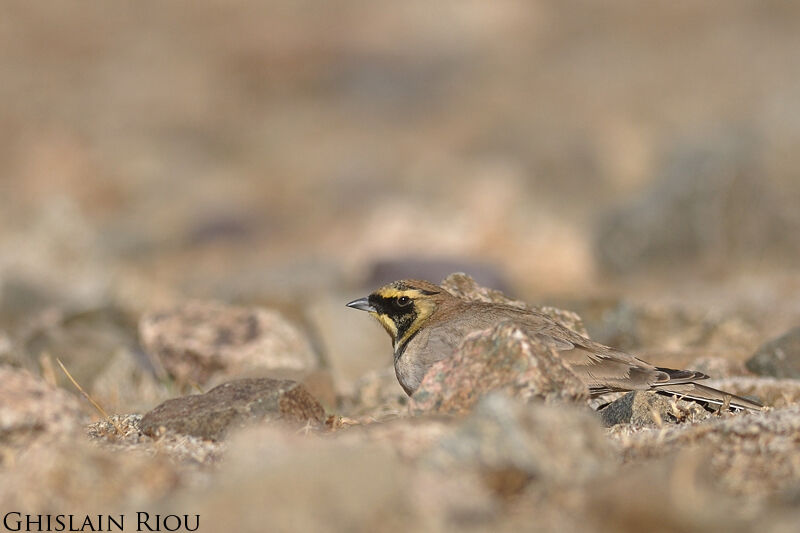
left=346, top=279, right=446, bottom=349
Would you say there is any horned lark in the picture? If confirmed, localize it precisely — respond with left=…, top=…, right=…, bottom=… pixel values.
left=347, top=279, right=762, bottom=410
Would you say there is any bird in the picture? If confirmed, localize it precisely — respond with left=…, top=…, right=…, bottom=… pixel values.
left=346, top=279, right=762, bottom=411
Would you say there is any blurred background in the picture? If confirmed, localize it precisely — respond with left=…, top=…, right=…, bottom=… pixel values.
left=5, top=4, right=800, bottom=531
left=2, top=0, right=800, bottom=404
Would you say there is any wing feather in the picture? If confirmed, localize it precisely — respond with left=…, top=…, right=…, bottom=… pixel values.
left=408, top=300, right=761, bottom=410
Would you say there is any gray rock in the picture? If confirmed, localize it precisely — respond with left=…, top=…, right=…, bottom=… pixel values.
left=600, top=391, right=684, bottom=427
left=162, top=428, right=417, bottom=533
left=87, top=414, right=223, bottom=466
left=587, top=452, right=759, bottom=533
left=0, top=330, right=11, bottom=364
left=0, top=434, right=182, bottom=513
left=140, top=378, right=325, bottom=441
left=139, top=300, right=320, bottom=387
left=440, top=272, right=528, bottom=308
left=89, top=348, right=172, bottom=415
left=613, top=405, right=800, bottom=496
left=333, top=415, right=452, bottom=460
left=305, top=293, right=391, bottom=398
left=0, top=366, right=86, bottom=458
left=571, top=297, right=759, bottom=356
left=409, top=321, right=589, bottom=415
left=17, top=305, right=142, bottom=389
left=746, top=327, right=800, bottom=379
left=342, top=367, right=408, bottom=419
left=688, top=356, right=751, bottom=379
left=424, top=394, right=612, bottom=492
left=0, top=276, right=67, bottom=323
left=594, top=132, right=799, bottom=275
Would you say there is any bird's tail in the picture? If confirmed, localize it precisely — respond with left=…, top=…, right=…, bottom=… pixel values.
left=654, top=382, right=763, bottom=411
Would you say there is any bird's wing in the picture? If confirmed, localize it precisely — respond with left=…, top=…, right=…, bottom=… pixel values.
left=558, top=349, right=708, bottom=394
left=420, top=302, right=761, bottom=411
left=508, top=308, right=715, bottom=392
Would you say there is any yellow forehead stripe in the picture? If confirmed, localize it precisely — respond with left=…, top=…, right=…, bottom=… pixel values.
left=374, top=288, right=421, bottom=299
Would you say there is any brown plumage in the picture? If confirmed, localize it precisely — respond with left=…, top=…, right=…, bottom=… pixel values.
left=347, top=279, right=762, bottom=411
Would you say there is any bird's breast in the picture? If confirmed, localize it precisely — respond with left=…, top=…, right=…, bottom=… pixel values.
left=392, top=323, right=463, bottom=395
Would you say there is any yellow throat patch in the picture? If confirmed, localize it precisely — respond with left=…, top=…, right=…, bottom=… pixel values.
left=368, top=286, right=436, bottom=349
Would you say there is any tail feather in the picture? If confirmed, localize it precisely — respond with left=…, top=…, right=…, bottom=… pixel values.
left=654, top=382, right=763, bottom=411
left=656, top=367, right=709, bottom=384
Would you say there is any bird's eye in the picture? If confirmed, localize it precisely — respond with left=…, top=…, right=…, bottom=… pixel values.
left=397, top=296, right=411, bottom=307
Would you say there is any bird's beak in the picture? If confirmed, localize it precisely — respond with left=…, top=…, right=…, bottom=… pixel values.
left=346, top=297, right=376, bottom=312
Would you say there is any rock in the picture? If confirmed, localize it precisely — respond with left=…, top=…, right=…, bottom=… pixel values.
left=599, top=391, right=709, bottom=427
left=160, top=427, right=418, bottom=533
left=299, top=369, right=338, bottom=412
left=139, top=300, right=320, bottom=387
left=441, top=273, right=589, bottom=336
left=746, top=327, right=800, bottom=379
left=89, top=348, right=172, bottom=414
left=305, top=293, right=391, bottom=397
left=688, top=355, right=751, bottom=379
left=342, top=367, right=408, bottom=419
left=87, top=414, right=223, bottom=466
left=424, top=394, right=612, bottom=490
left=587, top=451, right=760, bottom=533
left=0, top=198, right=109, bottom=315
left=0, top=329, right=11, bottom=364
left=440, top=272, right=527, bottom=308
left=0, top=366, right=86, bottom=460
left=17, top=305, right=142, bottom=390
left=534, top=305, right=590, bottom=338
left=0, top=276, right=67, bottom=324
left=334, top=416, right=452, bottom=460
left=613, top=405, right=800, bottom=497
left=593, top=133, right=799, bottom=275
left=600, top=391, right=669, bottom=427
left=409, top=321, right=589, bottom=415
left=86, top=414, right=145, bottom=443
left=574, top=298, right=641, bottom=350
left=140, top=378, right=325, bottom=440
left=571, top=298, right=759, bottom=355
left=0, top=435, right=181, bottom=513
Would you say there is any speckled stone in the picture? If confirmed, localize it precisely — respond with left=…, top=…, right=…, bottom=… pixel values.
left=424, top=394, right=612, bottom=487
left=746, top=327, right=800, bottom=379
left=409, top=321, right=589, bottom=415
left=0, top=366, right=86, bottom=454
left=139, top=300, right=319, bottom=386
left=140, top=378, right=325, bottom=441
left=599, top=391, right=687, bottom=427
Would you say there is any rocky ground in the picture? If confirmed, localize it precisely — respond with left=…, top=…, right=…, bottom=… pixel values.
left=3, top=3, right=800, bottom=532
left=2, top=274, right=800, bottom=533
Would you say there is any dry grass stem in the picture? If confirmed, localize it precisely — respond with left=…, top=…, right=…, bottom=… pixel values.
left=56, top=358, right=124, bottom=436
left=39, top=353, right=58, bottom=387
